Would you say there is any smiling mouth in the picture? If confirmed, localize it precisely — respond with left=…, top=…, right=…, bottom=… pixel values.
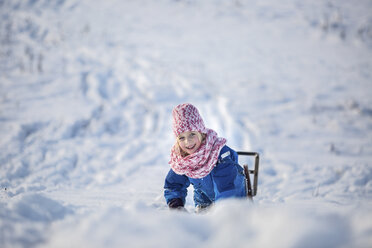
left=186, top=144, right=196, bottom=150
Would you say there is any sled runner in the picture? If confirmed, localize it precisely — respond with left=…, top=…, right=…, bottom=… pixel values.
left=237, top=151, right=260, bottom=200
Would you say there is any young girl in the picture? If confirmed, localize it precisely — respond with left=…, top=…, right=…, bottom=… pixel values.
left=164, top=103, right=247, bottom=211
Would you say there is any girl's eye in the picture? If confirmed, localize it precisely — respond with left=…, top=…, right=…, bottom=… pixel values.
left=189, top=133, right=196, bottom=138
left=178, top=137, right=185, bottom=141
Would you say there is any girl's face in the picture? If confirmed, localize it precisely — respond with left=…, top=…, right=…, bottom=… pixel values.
left=177, top=131, right=202, bottom=155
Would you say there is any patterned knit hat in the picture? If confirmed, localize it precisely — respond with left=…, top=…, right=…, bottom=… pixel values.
left=172, top=103, right=207, bottom=137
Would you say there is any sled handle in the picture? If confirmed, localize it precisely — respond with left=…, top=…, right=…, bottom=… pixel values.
left=237, top=151, right=259, bottom=196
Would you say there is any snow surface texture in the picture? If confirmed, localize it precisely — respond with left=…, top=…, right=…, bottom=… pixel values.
left=1, top=0, right=372, bottom=247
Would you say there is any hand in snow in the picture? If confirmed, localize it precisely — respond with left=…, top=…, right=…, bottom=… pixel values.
left=168, top=198, right=184, bottom=209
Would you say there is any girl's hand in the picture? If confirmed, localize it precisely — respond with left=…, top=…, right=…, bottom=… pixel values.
left=168, top=198, right=184, bottom=209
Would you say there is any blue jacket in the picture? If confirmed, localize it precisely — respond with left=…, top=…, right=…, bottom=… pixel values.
left=164, top=145, right=247, bottom=207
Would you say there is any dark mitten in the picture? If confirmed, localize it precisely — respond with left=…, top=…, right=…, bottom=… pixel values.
left=168, top=198, right=184, bottom=209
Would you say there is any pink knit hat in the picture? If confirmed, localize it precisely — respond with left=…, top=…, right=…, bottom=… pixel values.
left=172, top=103, right=207, bottom=137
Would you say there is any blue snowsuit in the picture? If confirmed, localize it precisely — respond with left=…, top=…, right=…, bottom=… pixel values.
left=164, top=145, right=247, bottom=207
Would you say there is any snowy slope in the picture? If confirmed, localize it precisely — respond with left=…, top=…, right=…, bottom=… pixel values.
left=1, top=0, right=372, bottom=247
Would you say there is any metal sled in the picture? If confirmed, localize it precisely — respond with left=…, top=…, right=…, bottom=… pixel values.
left=237, top=151, right=260, bottom=200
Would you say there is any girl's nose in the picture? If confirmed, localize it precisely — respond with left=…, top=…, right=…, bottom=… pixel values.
left=185, top=137, right=192, bottom=144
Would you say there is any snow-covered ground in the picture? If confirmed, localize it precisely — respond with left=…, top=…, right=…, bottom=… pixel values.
left=1, top=0, right=372, bottom=247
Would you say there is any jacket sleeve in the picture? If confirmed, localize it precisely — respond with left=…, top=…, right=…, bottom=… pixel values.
left=211, top=146, right=238, bottom=201
left=164, top=169, right=190, bottom=205
left=211, top=159, right=238, bottom=199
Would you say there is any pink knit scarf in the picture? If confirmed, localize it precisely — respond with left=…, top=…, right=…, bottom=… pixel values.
left=169, top=129, right=226, bottom=179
